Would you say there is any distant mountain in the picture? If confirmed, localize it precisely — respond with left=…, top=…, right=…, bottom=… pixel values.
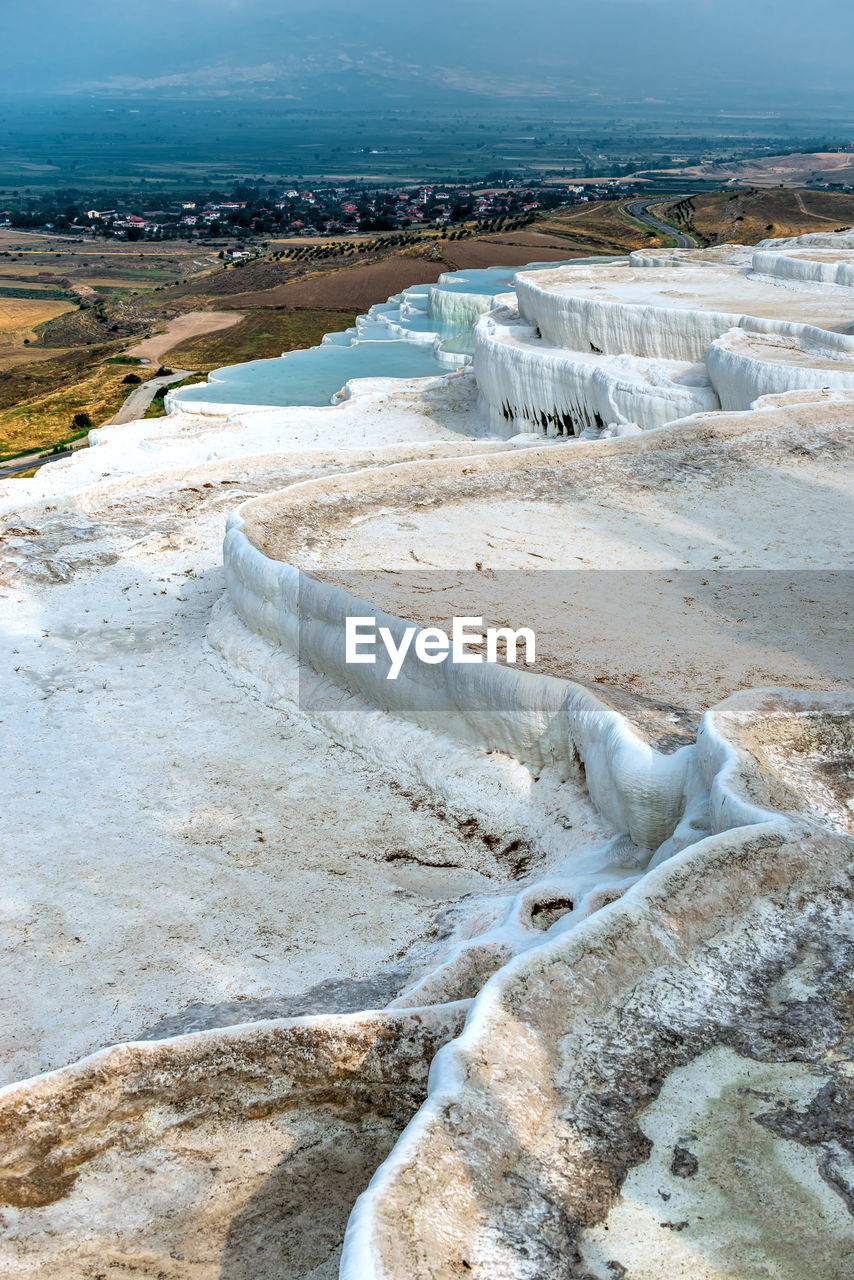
left=71, top=52, right=588, bottom=107
left=2, top=0, right=853, bottom=110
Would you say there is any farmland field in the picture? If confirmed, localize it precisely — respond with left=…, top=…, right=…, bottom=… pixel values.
left=0, top=296, right=76, bottom=370
left=1, top=96, right=852, bottom=189
left=0, top=229, right=225, bottom=295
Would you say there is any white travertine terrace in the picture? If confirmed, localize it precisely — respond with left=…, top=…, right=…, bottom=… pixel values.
left=707, top=326, right=854, bottom=407
left=473, top=301, right=718, bottom=436
left=0, top=1004, right=470, bottom=1277
left=757, top=228, right=854, bottom=250
left=513, top=261, right=854, bottom=361
left=629, top=244, right=756, bottom=268
left=426, top=283, right=495, bottom=327
left=751, top=247, right=854, bottom=287
left=473, top=231, right=854, bottom=433
left=0, top=230, right=852, bottom=1279
left=630, top=243, right=854, bottom=283
left=206, top=230, right=852, bottom=1278
left=217, top=394, right=851, bottom=847
left=341, top=691, right=853, bottom=1280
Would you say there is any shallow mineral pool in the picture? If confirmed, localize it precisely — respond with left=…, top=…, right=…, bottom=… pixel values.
left=172, top=257, right=611, bottom=410
left=173, top=339, right=451, bottom=409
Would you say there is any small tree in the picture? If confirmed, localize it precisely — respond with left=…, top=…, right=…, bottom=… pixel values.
left=71, top=411, right=93, bottom=434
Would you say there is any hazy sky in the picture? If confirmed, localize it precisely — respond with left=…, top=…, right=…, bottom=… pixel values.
left=2, top=0, right=853, bottom=104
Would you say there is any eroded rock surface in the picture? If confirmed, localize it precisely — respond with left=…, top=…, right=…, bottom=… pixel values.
left=0, top=1006, right=467, bottom=1279
left=343, top=698, right=853, bottom=1280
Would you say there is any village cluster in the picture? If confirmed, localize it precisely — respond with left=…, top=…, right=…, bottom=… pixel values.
left=1, top=178, right=635, bottom=239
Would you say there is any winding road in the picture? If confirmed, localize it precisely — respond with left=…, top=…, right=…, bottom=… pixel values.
left=625, top=198, right=697, bottom=248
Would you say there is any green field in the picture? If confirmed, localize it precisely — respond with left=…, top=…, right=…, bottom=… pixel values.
left=0, top=285, right=71, bottom=300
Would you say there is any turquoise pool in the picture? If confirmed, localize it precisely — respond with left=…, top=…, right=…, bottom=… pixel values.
left=172, top=256, right=611, bottom=411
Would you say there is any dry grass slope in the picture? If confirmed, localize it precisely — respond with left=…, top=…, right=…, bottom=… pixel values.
left=165, top=308, right=359, bottom=372
left=0, top=360, right=157, bottom=458
left=0, top=297, right=76, bottom=371
left=666, top=189, right=854, bottom=246
left=218, top=254, right=449, bottom=311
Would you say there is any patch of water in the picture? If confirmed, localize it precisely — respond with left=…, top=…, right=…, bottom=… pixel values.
left=173, top=257, right=611, bottom=410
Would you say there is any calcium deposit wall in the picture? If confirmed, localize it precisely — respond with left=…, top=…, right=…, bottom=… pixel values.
left=473, top=232, right=854, bottom=437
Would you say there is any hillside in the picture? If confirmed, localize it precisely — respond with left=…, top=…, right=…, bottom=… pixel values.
left=659, top=188, right=854, bottom=246
left=656, top=150, right=854, bottom=189
left=534, top=200, right=670, bottom=254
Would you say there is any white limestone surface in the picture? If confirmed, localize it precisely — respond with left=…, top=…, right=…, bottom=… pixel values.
left=758, top=228, right=854, bottom=250
left=427, top=285, right=495, bottom=327
left=1, top=449, right=536, bottom=1086
left=339, top=692, right=853, bottom=1280
left=707, top=325, right=854, bottom=408
left=252, top=400, right=852, bottom=697
left=0, top=230, right=852, bottom=1280
left=219, top=398, right=852, bottom=856
left=750, top=385, right=854, bottom=411
left=631, top=242, right=854, bottom=286
left=513, top=261, right=854, bottom=361
left=0, top=371, right=484, bottom=513
left=751, top=247, right=854, bottom=287
left=222, top=504, right=695, bottom=852
left=0, top=1003, right=470, bottom=1280
left=629, top=244, right=756, bottom=269
left=473, top=301, right=718, bottom=435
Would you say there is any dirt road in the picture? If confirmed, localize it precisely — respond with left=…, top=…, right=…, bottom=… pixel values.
left=108, top=368, right=195, bottom=425
left=793, top=191, right=839, bottom=222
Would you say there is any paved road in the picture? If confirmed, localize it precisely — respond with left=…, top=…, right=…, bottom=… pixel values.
left=0, top=369, right=195, bottom=481
left=625, top=198, right=697, bottom=248
left=0, top=452, right=74, bottom=480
